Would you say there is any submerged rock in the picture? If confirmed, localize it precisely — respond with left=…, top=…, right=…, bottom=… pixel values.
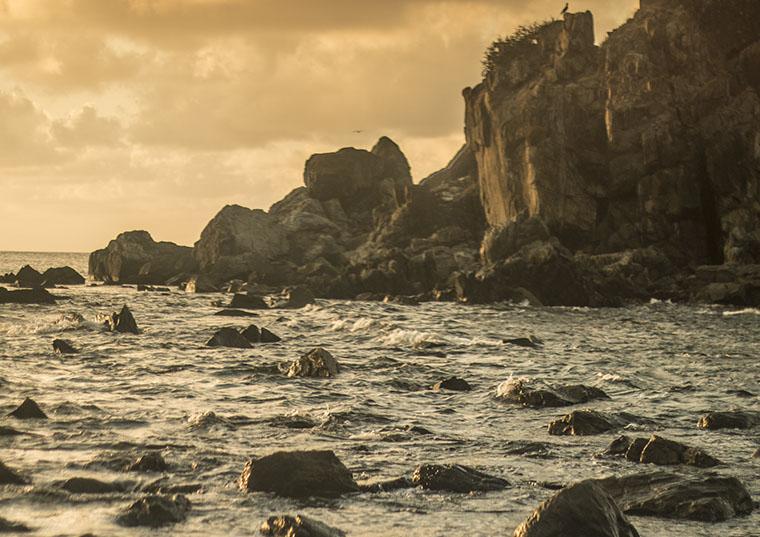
left=606, top=435, right=720, bottom=468
left=272, top=286, right=315, bottom=309
left=105, top=305, right=139, bottom=334
left=595, top=472, right=753, bottom=522
left=358, top=476, right=414, bottom=493
left=8, top=398, right=47, bottom=420
left=0, top=461, right=28, bottom=485
left=513, top=480, right=640, bottom=537
left=0, top=517, right=31, bottom=533
left=230, top=293, right=269, bottom=310
left=214, top=309, right=259, bottom=317
left=548, top=410, right=644, bottom=436
left=41, top=266, right=85, bottom=285
left=240, top=450, right=359, bottom=498
left=127, top=452, right=168, bottom=473
left=411, top=464, right=508, bottom=493
left=503, top=336, right=543, bottom=349
left=287, top=348, right=339, bottom=378
left=433, top=377, right=472, bottom=392
left=0, top=287, right=56, bottom=305
left=497, top=380, right=609, bottom=408
left=698, top=411, right=760, bottom=430
left=116, top=494, right=191, bottom=527
left=206, top=327, right=252, bottom=349
left=239, top=324, right=281, bottom=344
left=0, top=426, right=24, bottom=437
left=59, top=477, right=127, bottom=494
left=52, top=339, right=78, bottom=354
left=260, top=514, right=346, bottom=537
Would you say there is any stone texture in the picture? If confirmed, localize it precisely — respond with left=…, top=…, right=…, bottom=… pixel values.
left=260, top=515, right=346, bottom=537
left=411, top=464, right=508, bottom=493
left=287, top=348, right=339, bottom=378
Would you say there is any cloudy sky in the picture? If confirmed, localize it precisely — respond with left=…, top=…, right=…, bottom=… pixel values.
left=0, top=0, right=637, bottom=252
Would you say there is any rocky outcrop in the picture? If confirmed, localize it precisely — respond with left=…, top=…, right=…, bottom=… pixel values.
left=116, top=494, right=191, bottom=527
left=261, top=515, right=346, bottom=537
left=104, top=305, right=139, bottom=334
left=89, top=230, right=195, bottom=284
left=7, top=398, right=47, bottom=420
left=205, top=327, right=252, bottom=349
left=548, top=410, right=647, bottom=436
left=497, top=380, right=609, bottom=408
left=286, top=348, right=339, bottom=378
left=0, top=287, right=56, bottom=304
left=15, top=265, right=44, bottom=287
left=41, top=266, right=85, bottom=285
left=605, top=435, right=720, bottom=468
left=411, top=464, right=508, bottom=493
left=698, top=410, right=760, bottom=430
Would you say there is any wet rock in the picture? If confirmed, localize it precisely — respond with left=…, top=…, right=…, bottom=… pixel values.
left=127, top=452, right=168, bottom=473
left=214, top=309, right=259, bottom=317
left=287, top=348, right=339, bottom=378
left=411, top=464, right=508, bottom=493
left=53, top=339, right=78, bottom=355
left=41, top=266, right=85, bottom=286
left=547, top=410, right=644, bottom=436
left=260, top=327, right=282, bottom=343
left=753, top=447, right=759, bottom=459
left=230, top=293, right=269, bottom=310
left=105, top=305, right=139, bottom=334
left=698, top=411, right=760, bottom=430
left=59, top=477, right=127, bottom=494
left=239, top=450, right=359, bottom=498
left=15, top=265, right=44, bottom=288
left=503, top=336, right=543, bottom=349
left=8, top=398, right=47, bottom=420
left=0, top=272, right=14, bottom=284
left=0, top=287, right=56, bottom=305
left=0, top=461, right=28, bottom=485
left=497, top=380, right=609, bottom=408
left=273, top=286, right=315, bottom=309
left=513, top=480, right=640, bottom=537
left=433, top=377, right=472, bottom=392
left=184, top=274, right=218, bottom=293
left=137, top=285, right=170, bottom=292
left=142, top=480, right=202, bottom=495
left=504, top=441, right=553, bottom=458
left=624, top=438, right=648, bottom=463
left=240, top=324, right=261, bottom=343
left=206, top=327, right=252, bottom=349
left=595, top=472, right=753, bottom=522
left=358, top=476, right=414, bottom=493
left=0, top=517, right=31, bottom=533
left=260, top=514, right=346, bottom=537
left=606, top=435, right=720, bottom=468
left=0, top=426, right=23, bottom=437
left=116, top=494, right=191, bottom=528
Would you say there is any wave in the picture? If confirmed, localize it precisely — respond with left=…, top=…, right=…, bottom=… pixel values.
left=722, top=308, right=760, bottom=316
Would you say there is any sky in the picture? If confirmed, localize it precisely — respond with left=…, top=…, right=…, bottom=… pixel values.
left=0, top=0, right=637, bottom=252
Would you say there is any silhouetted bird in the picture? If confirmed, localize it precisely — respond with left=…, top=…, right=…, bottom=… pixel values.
left=352, top=130, right=364, bottom=134
left=561, top=3, right=569, bottom=15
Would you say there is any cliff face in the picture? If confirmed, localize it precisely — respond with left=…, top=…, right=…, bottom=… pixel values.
left=465, top=0, right=760, bottom=266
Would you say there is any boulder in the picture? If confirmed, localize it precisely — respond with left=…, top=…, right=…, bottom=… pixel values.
left=59, top=477, right=127, bottom=494
left=0, top=272, right=14, bottom=284
left=287, top=348, right=339, bottom=378
left=698, top=411, right=760, bottom=430
left=0, top=287, right=56, bottom=305
left=260, top=327, right=282, bottom=343
left=548, top=410, right=645, bottom=436
left=240, top=325, right=261, bottom=343
left=272, top=286, right=315, bottom=309
left=497, top=380, right=610, bottom=408
left=127, top=452, right=168, bottom=473
left=229, top=293, right=269, bottom=310
left=0, top=426, right=23, bottom=437
left=8, top=398, right=47, bottom=420
left=411, top=464, right=508, bottom=493
left=260, top=515, right=346, bottom=537
left=206, top=328, right=252, bottom=349
left=0, top=517, right=31, bottom=533
left=595, top=472, right=754, bottom=522
left=605, top=435, right=720, bottom=468
left=0, top=461, right=28, bottom=485
left=52, top=339, right=78, bottom=354
left=116, top=494, right=191, bottom=528
left=41, top=266, right=85, bottom=285
left=184, top=274, right=218, bottom=293
left=214, top=309, right=259, bottom=317
left=15, top=265, right=44, bottom=288
left=239, top=450, right=359, bottom=498
left=105, top=305, right=139, bottom=334
left=513, top=480, right=640, bottom=537
left=433, top=377, right=472, bottom=392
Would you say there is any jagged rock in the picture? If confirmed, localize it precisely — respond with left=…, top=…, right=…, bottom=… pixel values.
left=548, top=410, right=645, bottom=436
left=127, top=452, right=168, bottom=473
left=497, top=380, right=609, bottom=408
left=105, top=305, right=139, bottom=334
left=229, top=293, right=269, bottom=310
left=15, top=265, right=44, bottom=288
left=260, top=327, right=282, bottom=343
left=240, top=325, right=261, bottom=343
left=604, top=435, right=720, bottom=468
left=206, top=327, right=252, bottom=349
left=0, top=517, right=31, bottom=533
left=260, top=515, right=346, bottom=537
left=287, top=348, right=339, bottom=378
left=239, top=450, right=359, bottom=498
left=0, top=461, right=28, bottom=485
left=8, top=398, right=47, bottom=420
left=89, top=230, right=196, bottom=284
left=52, top=339, right=78, bottom=354
left=214, top=309, right=259, bottom=317
left=58, top=477, right=127, bottom=494
left=698, top=411, right=760, bottom=430
left=513, top=480, right=640, bottom=537
left=0, top=287, right=56, bottom=305
left=411, top=464, right=508, bottom=493
left=116, top=494, right=191, bottom=527
left=41, top=266, right=85, bottom=285
left=595, top=472, right=754, bottom=522
left=0, top=272, right=15, bottom=284
left=433, top=377, right=472, bottom=392
left=184, top=274, right=218, bottom=293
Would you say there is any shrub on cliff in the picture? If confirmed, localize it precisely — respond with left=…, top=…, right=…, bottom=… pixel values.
left=481, top=20, right=554, bottom=77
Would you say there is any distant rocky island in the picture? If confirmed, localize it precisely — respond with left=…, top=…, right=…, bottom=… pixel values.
left=89, top=0, right=760, bottom=307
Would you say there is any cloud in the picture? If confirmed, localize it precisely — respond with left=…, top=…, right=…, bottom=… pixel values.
left=0, top=89, right=62, bottom=166
left=52, top=105, right=123, bottom=147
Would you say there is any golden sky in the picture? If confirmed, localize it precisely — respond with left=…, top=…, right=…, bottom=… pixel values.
left=0, top=0, right=637, bottom=251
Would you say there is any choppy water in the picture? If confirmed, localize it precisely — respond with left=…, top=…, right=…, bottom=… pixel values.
left=1, top=252, right=759, bottom=536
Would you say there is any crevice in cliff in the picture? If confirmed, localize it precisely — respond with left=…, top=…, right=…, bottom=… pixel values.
left=696, top=145, right=724, bottom=264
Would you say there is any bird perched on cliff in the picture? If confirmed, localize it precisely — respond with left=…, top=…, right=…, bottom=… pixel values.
left=561, top=3, right=569, bottom=15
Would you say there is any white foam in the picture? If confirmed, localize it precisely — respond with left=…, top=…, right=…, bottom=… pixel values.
left=722, top=308, right=760, bottom=317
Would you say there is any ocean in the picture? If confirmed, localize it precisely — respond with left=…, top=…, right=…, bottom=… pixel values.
left=0, top=251, right=758, bottom=536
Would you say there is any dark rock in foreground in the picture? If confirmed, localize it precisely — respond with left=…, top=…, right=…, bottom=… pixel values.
left=606, top=435, right=720, bottom=468
left=127, top=452, right=169, bottom=473
left=105, top=305, right=139, bottom=334
left=411, top=464, right=508, bottom=493
left=0, top=517, right=31, bottom=533
left=0, top=287, right=56, bottom=305
left=287, top=348, right=339, bottom=378
left=548, top=410, right=646, bottom=436
left=595, top=472, right=753, bottom=522
left=433, top=377, right=472, bottom=392
left=53, top=339, right=78, bottom=354
left=513, top=480, right=639, bottom=537
left=206, top=327, right=252, bottom=349
left=8, top=398, right=47, bottom=420
left=0, top=461, right=28, bottom=485
left=698, top=411, right=760, bottom=430
left=41, top=266, right=85, bottom=285
left=260, top=514, right=346, bottom=537
left=239, top=450, right=358, bottom=498
left=116, top=494, right=191, bottom=527
left=498, top=380, right=609, bottom=408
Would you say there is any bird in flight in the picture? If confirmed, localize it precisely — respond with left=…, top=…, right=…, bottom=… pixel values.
left=561, top=3, right=569, bottom=14
left=352, top=130, right=364, bottom=134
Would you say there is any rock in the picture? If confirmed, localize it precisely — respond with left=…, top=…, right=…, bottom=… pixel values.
left=497, top=380, right=609, bottom=408
left=698, top=411, right=760, bottom=430
left=15, top=265, right=44, bottom=288
left=595, top=472, right=754, bottom=522
left=0, top=287, right=56, bottom=304
left=0, top=426, right=24, bottom=437
left=606, top=435, right=720, bottom=468
left=214, top=309, right=259, bottom=317
left=59, top=477, right=126, bottom=494
left=411, top=464, right=508, bottom=493
left=0, top=461, right=28, bottom=485
left=358, top=476, right=414, bottom=493
left=503, top=336, right=543, bottom=349
left=513, top=480, right=640, bottom=537
left=548, top=410, right=644, bottom=436
left=41, top=266, right=85, bottom=285
left=0, top=272, right=15, bottom=284
left=229, top=293, right=269, bottom=310
left=624, top=438, right=649, bottom=463
left=8, top=398, right=47, bottom=420
left=240, top=325, right=261, bottom=343
left=239, top=450, right=359, bottom=498
left=89, top=230, right=196, bottom=284
left=260, top=327, right=282, bottom=343
left=184, top=274, right=218, bottom=293
left=127, top=452, right=168, bottom=473
left=287, top=348, right=339, bottom=378
left=753, top=447, right=759, bottom=459
left=116, top=494, right=191, bottom=528
left=105, top=305, right=139, bottom=334
left=260, top=514, right=346, bottom=537
left=433, top=377, right=472, bottom=392
left=274, top=286, right=315, bottom=309
left=206, top=327, right=252, bottom=349
left=53, top=339, right=78, bottom=354
left=0, top=517, right=31, bottom=533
